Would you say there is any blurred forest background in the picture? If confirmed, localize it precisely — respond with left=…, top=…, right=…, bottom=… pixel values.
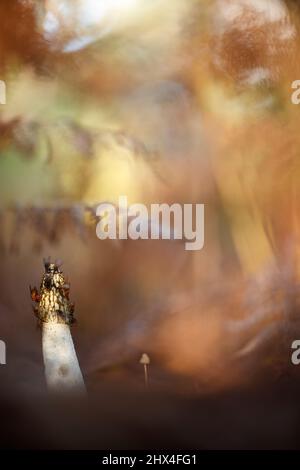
left=1, top=0, right=300, bottom=449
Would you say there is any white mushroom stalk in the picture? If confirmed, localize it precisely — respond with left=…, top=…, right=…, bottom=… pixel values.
left=140, top=353, right=150, bottom=388
left=30, top=259, right=86, bottom=395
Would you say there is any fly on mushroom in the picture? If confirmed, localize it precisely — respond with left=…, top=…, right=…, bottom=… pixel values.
left=30, top=258, right=76, bottom=326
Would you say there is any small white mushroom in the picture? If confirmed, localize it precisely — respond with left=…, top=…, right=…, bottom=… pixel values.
left=139, top=353, right=150, bottom=388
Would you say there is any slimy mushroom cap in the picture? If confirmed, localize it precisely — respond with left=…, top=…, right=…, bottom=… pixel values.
left=31, top=259, right=75, bottom=326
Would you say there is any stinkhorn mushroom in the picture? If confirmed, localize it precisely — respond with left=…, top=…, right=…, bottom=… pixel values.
left=30, top=258, right=86, bottom=394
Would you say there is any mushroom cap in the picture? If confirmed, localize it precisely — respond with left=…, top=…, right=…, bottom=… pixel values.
left=139, top=353, right=150, bottom=365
